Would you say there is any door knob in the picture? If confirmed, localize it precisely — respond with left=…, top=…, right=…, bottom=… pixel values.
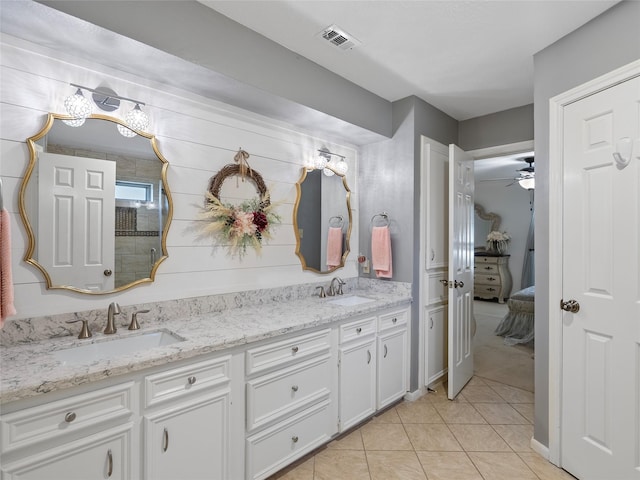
left=454, top=280, right=464, bottom=288
left=103, top=269, right=112, bottom=277
left=560, top=299, right=580, bottom=313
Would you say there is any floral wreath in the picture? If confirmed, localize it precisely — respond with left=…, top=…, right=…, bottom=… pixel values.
left=199, top=151, right=280, bottom=258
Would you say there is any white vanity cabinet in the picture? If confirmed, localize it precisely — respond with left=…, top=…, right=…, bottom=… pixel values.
left=142, top=355, right=234, bottom=480
left=338, top=307, right=409, bottom=432
left=244, top=329, right=334, bottom=480
left=0, top=383, right=136, bottom=479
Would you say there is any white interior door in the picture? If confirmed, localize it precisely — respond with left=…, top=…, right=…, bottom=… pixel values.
left=447, top=145, right=475, bottom=399
left=38, top=152, right=116, bottom=291
left=560, top=75, right=640, bottom=479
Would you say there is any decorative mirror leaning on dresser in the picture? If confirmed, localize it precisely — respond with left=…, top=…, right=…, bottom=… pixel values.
left=293, top=167, right=352, bottom=274
left=20, top=113, right=173, bottom=294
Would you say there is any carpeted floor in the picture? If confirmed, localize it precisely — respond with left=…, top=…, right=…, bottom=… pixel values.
left=473, top=300, right=535, bottom=392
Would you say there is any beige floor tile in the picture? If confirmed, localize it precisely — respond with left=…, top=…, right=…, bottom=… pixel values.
left=416, top=452, right=483, bottom=480
left=487, top=382, right=535, bottom=403
left=268, top=454, right=314, bottom=480
left=468, top=452, right=538, bottom=480
left=512, top=403, right=535, bottom=423
left=493, top=424, right=535, bottom=452
left=433, top=402, right=486, bottom=424
left=460, top=385, right=505, bottom=403
left=466, top=377, right=488, bottom=387
left=366, top=451, right=427, bottom=480
left=473, top=402, right=529, bottom=424
left=424, top=387, right=468, bottom=404
left=361, top=423, right=413, bottom=450
left=519, top=453, right=578, bottom=480
left=404, top=423, right=463, bottom=451
left=396, top=401, right=444, bottom=424
left=448, top=424, right=511, bottom=452
left=369, top=406, right=402, bottom=424
left=327, top=429, right=364, bottom=450
left=313, top=449, right=370, bottom=480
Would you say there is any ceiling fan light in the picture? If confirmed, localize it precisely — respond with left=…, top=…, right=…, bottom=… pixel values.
left=518, top=177, right=535, bottom=190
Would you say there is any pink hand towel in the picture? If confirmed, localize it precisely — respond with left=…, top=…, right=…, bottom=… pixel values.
left=1, top=208, right=17, bottom=326
left=326, top=227, right=343, bottom=267
left=371, top=226, right=392, bottom=278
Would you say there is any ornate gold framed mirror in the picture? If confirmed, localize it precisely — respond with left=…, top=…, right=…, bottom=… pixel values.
left=20, top=113, right=173, bottom=294
left=293, top=167, right=352, bottom=273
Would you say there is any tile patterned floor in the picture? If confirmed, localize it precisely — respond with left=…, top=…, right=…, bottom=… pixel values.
left=268, top=376, right=575, bottom=480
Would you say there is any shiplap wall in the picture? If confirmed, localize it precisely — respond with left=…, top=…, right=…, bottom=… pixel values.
left=0, top=38, right=359, bottom=319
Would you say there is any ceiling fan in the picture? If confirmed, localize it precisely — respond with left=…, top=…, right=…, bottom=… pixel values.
left=506, top=157, right=535, bottom=189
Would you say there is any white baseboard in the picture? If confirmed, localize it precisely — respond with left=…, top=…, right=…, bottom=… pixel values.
left=404, top=388, right=425, bottom=402
left=530, top=437, right=549, bottom=459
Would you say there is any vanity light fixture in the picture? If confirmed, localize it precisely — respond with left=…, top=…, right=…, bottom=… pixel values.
left=316, top=149, right=349, bottom=176
left=62, top=84, right=149, bottom=136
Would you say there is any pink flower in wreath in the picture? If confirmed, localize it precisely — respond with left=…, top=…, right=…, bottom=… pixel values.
left=233, top=210, right=257, bottom=236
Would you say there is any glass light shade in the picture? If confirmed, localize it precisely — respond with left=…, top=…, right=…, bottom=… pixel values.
left=333, top=158, right=348, bottom=176
left=125, top=104, right=150, bottom=132
left=323, top=167, right=335, bottom=177
left=117, top=123, right=137, bottom=138
left=314, top=154, right=329, bottom=170
left=64, top=89, right=92, bottom=119
left=62, top=117, right=86, bottom=127
left=518, top=177, right=535, bottom=190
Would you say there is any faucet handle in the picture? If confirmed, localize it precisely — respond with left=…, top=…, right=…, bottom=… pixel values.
left=316, top=286, right=327, bottom=298
left=128, top=310, right=150, bottom=330
left=66, top=319, right=92, bottom=339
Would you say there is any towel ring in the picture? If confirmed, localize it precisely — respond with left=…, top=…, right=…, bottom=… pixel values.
left=329, top=215, right=344, bottom=228
left=370, top=212, right=389, bottom=227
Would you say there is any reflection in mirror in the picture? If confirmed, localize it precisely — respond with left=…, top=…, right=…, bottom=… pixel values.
left=474, top=204, right=501, bottom=252
left=294, top=168, right=352, bottom=274
left=21, top=113, right=172, bottom=294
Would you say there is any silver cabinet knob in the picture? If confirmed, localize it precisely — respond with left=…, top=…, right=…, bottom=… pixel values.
left=291, top=346, right=299, bottom=354
left=64, top=412, right=76, bottom=423
left=291, top=385, right=299, bottom=392
left=187, top=376, right=196, bottom=385
left=292, top=435, right=299, bottom=443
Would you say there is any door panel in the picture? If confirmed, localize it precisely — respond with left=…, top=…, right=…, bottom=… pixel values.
left=447, top=145, right=474, bottom=400
left=561, top=76, right=640, bottom=479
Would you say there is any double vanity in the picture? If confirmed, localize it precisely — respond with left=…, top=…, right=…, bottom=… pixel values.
left=0, top=281, right=411, bottom=480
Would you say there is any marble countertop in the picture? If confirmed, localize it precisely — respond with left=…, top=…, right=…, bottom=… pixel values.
left=0, top=289, right=411, bottom=405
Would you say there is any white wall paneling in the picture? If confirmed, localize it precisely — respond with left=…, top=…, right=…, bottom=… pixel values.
left=0, top=38, right=359, bottom=319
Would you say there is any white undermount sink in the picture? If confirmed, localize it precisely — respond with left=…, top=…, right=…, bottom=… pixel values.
left=327, top=295, right=376, bottom=307
left=53, top=330, right=184, bottom=366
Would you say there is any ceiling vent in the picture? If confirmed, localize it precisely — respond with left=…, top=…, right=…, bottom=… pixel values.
left=318, top=24, right=361, bottom=51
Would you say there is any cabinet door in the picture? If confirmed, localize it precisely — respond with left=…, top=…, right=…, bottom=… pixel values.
left=377, top=328, right=408, bottom=409
left=425, top=306, right=448, bottom=386
left=144, top=390, right=230, bottom=480
left=339, top=338, right=376, bottom=432
left=2, top=424, right=133, bottom=480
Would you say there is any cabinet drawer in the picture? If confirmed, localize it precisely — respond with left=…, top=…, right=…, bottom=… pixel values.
left=474, top=285, right=502, bottom=296
left=474, top=273, right=501, bottom=285
left=1, top=382, right=134, bottom=453
left=475, top=263, right=498, bottom=274
left=378, top=309, right=408, bottom=332
left=246, top=399, right=332, bottom=480
left=339, top=317, right=376, bottom=343
left=144, top=356, right=231, bottom=408
left=246, top=329, right=331, bottom=376
left=246, top=354, right=331, bottom=431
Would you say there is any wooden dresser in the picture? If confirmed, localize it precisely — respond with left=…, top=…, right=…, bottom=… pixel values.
left=474, top=254, right=512, bottom=303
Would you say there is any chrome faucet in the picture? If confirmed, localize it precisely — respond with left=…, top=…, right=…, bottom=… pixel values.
left=328, top=277, right=345, bottom=296
left=104, top=302, right=121, bottom=334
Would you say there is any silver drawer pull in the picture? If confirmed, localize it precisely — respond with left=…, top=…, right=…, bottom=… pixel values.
left=487, top=277, right=495, bottom=281
left=367, top=350, right=371, bottom=364
left=163, top=428, right=169, bottom=452
left=384, top=345, right=388, bottom=358
left=291, top=385, right=299, bottom=392
left=484, top=266, right=492, bottom=270
left=356, top=327, right=362, bottom=334
left=487, top=287, right=496, bottom=292
left=187, top=376, right=196, bottom=385
left=107, top=449, right=113, bottom=477
left=64, top=412, right=76, bottom=423
left=291, top=346, right=299, bottom=354
left=292, top=435, right=299, bottom=443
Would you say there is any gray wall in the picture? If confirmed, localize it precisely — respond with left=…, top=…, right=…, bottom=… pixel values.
left=459, top=104, right=534, bottom=151
left=532, top=0, right=640, bottom=448
left=38, top=0, right=392, bottom=139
